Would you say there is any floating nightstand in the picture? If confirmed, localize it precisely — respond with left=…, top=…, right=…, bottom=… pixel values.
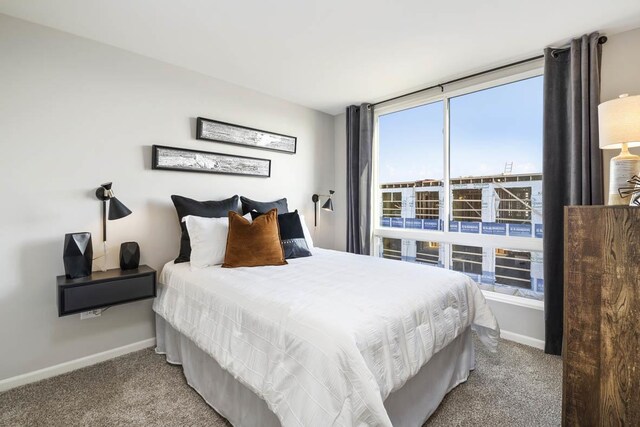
left=56, top=265, right=156, bottom=317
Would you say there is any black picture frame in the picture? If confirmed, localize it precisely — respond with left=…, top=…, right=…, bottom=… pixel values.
left=152, top=145, right=271, bottom=178
left=196, top=117, right=297, bottom=154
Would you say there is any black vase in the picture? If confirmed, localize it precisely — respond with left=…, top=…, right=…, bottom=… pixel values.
left=120, top=242, right=140, bottom=270
left=63, top=233, right=93, bottom=279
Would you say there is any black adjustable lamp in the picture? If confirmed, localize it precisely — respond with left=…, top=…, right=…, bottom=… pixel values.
left=311, top=190, right=334, bottom=227
left=95, top=182, right=132, bottom=271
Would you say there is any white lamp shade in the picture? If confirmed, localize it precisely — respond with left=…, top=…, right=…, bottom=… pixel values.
left=598, top=94, right=640, bottom=149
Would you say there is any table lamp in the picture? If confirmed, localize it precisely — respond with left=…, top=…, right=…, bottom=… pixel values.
left=598, top=94, right=640, bottom=205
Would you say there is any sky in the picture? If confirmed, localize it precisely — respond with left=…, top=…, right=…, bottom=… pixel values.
left=378, top=75, right=543, bottom=184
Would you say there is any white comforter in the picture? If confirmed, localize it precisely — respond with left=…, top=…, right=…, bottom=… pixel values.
left=153, top=248, right=499, bottom=427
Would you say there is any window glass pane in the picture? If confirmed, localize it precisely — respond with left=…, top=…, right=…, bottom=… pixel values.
left=379, top=102, right=444, bottom=229
left=374, top=74, right=545, bottom=302
left=448, top=76, right=543, bottom=239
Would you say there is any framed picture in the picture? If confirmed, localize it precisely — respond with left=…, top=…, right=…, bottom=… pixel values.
left=152, top=145, right=271, bottom=178
left=196, top=117, right=296, bottom=154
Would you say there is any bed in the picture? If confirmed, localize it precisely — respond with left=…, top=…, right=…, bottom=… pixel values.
left=153, top=247, right=499, bottom=426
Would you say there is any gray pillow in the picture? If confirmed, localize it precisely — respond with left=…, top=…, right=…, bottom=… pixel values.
left=240, top=196, right=289, bottom=215
left=171, top=194, right=239, bottom=263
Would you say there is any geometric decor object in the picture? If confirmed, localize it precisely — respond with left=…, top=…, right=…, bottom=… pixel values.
left=196, top=117, right=296, bottom=154
left=152, top=145, right=271, bottom=178
left=617, top=175, right=640, bottom=206
left=119, top=241, right=140, bottom=270
left=63, top=232, right=93, bottom=279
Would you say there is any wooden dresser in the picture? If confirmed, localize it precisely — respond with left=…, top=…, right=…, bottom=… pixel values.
left=563, top=206, right=640, bottom=426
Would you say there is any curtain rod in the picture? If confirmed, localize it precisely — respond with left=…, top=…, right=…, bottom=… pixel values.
left=372, top=35, right=607, bottom=107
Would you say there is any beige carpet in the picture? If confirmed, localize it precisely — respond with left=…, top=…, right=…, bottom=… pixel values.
left=0, top=336, right=561, bottom=426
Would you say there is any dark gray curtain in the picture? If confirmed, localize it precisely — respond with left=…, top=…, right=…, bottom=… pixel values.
left=346, top=103, right=374, bottom=255
left=543, top=33, right=604, bottom=355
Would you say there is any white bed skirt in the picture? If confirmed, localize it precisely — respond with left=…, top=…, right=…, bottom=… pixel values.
left=155, top=314, right=475, bottom=427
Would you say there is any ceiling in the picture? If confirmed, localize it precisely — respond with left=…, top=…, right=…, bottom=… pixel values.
left=1, top=0, right=640, bottom=115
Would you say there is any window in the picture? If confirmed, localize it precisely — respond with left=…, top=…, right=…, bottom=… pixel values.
left=381, top=238, right=401, bottom=260
left=378, top=101, right=444, bottom=229
left=382, top=192, right=402, bottom=218
left=495, top=187, right=533, bottom=224
left=495, top=249, right=531, bottom=288
left=451, top=189, right=482, bottom=222
left=377, top=237, right=445, bottom=267
left=451, top=245, right=483, bottom=276
left=416, top=241, right=441, bottom=266
left=415, top=191, right=439, bottom=220
left=374, top=70, right=544, bottom=301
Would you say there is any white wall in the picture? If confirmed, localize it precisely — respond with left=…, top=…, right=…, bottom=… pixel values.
left=601, top=27, right=640, bottom=200
left=0, top=14, right=335, bottom=381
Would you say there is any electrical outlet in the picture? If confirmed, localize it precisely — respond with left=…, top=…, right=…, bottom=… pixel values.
left=80, top=309, right=102, bottom=320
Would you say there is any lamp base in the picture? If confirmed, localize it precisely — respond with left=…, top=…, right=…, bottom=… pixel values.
left=608, top=146, right=640, bottom=205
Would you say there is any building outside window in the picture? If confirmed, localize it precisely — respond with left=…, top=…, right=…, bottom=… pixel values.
left=451, top=189, right=482, bottom=222
left=381, top=238, right=402, bottom=260
left=451, top=245, right=483, bottom=275
left=381, top=191, right=403, bottom=218
left=495, top=249, right=532, bottom=288
left=415, top=241, right=440, bottom=265
left=374, top=69, right=544, bottom=301
left=415, top=191, right=440, bottom=220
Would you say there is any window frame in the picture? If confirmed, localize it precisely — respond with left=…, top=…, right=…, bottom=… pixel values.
left=371, top=63, right=544, bottom=310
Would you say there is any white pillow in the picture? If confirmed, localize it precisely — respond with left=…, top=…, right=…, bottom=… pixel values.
left=298, top=213, right=314, bottom=249
left=184, top=213, right=251, bottom=269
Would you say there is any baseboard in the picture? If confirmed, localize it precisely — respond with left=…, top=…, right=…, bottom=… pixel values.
left=500, top=329, right=545, bottom=350
left=0, top=338, right=156, bottom=393
left=0, top=331, right=543, bottom=392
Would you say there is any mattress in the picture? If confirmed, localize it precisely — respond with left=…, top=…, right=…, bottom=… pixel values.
left=153, top=248, right=499, bottom=426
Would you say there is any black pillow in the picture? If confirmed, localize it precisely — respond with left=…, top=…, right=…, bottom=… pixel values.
left=241, top=196, right=289, bottom=215
left=171, top=195, right=239, bottom=263
left=250, top=210, right=311, bottom=259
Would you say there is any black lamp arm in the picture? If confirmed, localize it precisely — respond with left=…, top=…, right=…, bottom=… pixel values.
left=101, top=200, right=107, bottom=243
left=311, top=191, right=335, bottom=227
left=96, top=184, right=112, bottom=243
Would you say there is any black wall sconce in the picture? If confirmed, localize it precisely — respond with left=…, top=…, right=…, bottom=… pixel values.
left=311, top=190, right=334, bottom=227
left=95, top=182, right=132, bottom=271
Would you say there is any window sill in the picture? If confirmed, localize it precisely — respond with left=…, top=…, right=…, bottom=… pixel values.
left=481, top=290, right=544, bottom=311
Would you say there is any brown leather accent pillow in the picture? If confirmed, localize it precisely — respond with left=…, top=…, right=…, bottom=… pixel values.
left=222, top=209, right=287, bottom=268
